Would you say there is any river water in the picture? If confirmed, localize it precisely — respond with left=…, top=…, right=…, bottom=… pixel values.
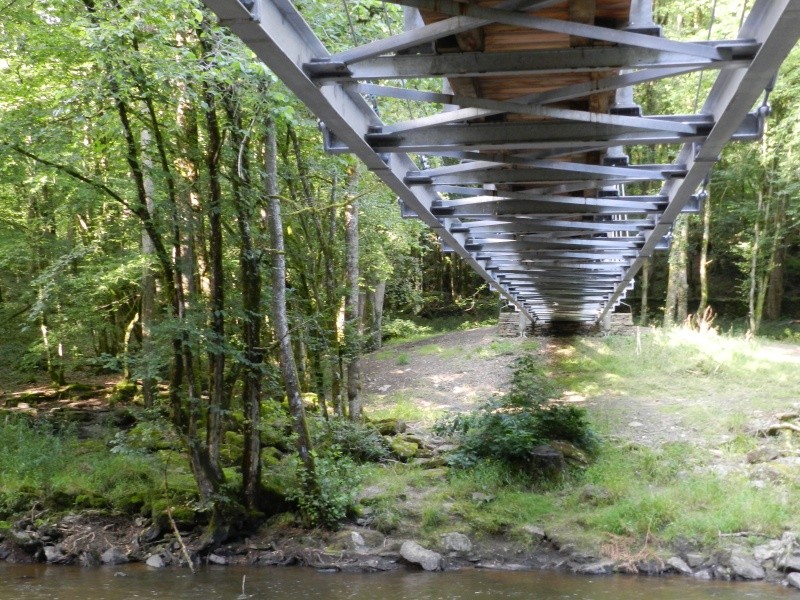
left=0, top=564, right=796, bottom=599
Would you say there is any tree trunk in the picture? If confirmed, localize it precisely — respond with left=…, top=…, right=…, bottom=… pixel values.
left=639, top=258, right=650, bottom=326
left=344, top=180, right=362, bottom=421
left=747, top=189, right=765, bottom=335
left=224, top=92, right=264, bottom=510
left=367, top=280, right=386, bottom=351
left=696, top=190, right=712, bottom=320
left=663, top=215, right=689, bottom=328
left=266, top=119, right=315, bottom=474
left=140, top=130, right=157, bottom=407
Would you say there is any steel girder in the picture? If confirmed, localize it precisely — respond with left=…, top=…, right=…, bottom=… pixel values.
left=202, top=0, right=800, bottom=324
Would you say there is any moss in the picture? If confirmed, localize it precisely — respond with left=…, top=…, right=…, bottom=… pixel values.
left=109, top=380, right=137, bottom=405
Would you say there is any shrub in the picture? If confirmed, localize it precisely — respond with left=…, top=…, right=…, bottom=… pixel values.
left=311, top=418, right=391, bottom=464
left=381, top=318, right=433, bottom=340
left=434, top=354, right=597, bottom=473
left=287, top=451, right=361, bottom=529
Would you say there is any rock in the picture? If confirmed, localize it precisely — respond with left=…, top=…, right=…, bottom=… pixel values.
left=746, top=447, right=780, bottom=464
left=374, top=418, right=406, bottom=435
left=529, top=444, right=566, bottom=477
left=777, top=554, right=800, bottom=572
left=550, top=440, right=589, bottom=466
left=787, top=572, right=800, bottom=590
left=100, top=547, right=129, bottom=566
left=390, top=437, right=419, bottom=461
left=578, top=485, right=613, bottom=506
left=713, top=564, right=732, bottom=580
left=667, top=556, right=693, bottom=575
left=43, top=545, right=71, bottom=565
left=521, top=525, right=546, bottom=541
left=441, top=533, right=472, bottom=554
left=729, top=553, right=765, bottom=580
left=628, top=421, right=644, bottom=428
left=146, top=554, right=167, bottom=568
left=575, top=560, right=615, bottom=575
left=400, top=541, right=443, bottom=571
left=693, top=569, right=713, bottom=580
left=139, top=525, right=162, bottom=545
left=753, top=540, right=783, bottom=563
left=350, top=532, right=366, bottom=551
left=471, top=492, right=494, bottom=503
left=685, top=553, right=706, bottom=568
left=208, top=553, right=228, bottom=565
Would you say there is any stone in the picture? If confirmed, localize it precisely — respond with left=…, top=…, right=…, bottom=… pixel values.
left=390, top=437, right=418, bottom=461
left=441, top=533, right=472, bottom=554
left=746, top=447, right=780, bottom=464
left=521, top=525, right=546, bottom=541
left=777, top=553, right=800, bottom=572
left=729, top=553, right=765, bottom=580
left=208, top=553, right=228, bottom=565
left=43, top=545, right=71, bottom=565
left=693, top=569, right=713, bottom=580
left=146, top=554, right=167, bottom=568
left=529, top=444, right=566, bottom=476
left=100, top=547, right=129, bottom=566
left=713, top=564, right=732, bottom=580
left=578, top=485, right=613, bottom=506
left=471, top=492, right=494, bottom=503
left=787, top=572, right=800, bottom=590
left=754, top=540, right=783, bottom=563
left=667, top=556, right=693, bottom=575
left=350, top=532, right=366, bottom=550
left=550, top=440, right=589, bottom=466
left=575, top=560, right=615, bottom=575
left=374, top=418, right=406, bottom=435
left=685, top=553, right=706, bottom=568
left=139, top=525, right=162, bottom=545
left=400, top=541, right=443, bottom=572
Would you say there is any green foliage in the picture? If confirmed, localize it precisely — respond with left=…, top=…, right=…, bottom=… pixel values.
left=0, top=417, right=166, bottom=518
left=287, top=451, right=362, bottom=530
left=310, top=417, right=390, bottom=463
left=435, top=354, right=597, bottom=472
left=382, top=318, right=433, bottom=340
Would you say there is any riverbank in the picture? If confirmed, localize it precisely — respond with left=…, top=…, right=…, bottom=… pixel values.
left=2, top=326, right=800, bottom=591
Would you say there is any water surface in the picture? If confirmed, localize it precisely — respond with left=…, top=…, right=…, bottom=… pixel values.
left=0, top=564, right=794, bottom=599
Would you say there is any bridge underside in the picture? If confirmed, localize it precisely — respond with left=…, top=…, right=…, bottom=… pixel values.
left=203, top=0, right=800, bottom=323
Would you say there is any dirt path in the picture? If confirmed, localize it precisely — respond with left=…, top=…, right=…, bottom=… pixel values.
left=361, top=327, right=533, bottom=422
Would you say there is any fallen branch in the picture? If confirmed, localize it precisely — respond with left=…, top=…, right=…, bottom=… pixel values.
left=718, top=531, right=770, bottom=538
left=762, top=423, right=800, bottom=436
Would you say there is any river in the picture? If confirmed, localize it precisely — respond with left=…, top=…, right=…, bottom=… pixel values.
left=0, top=564, right=795, bottom=599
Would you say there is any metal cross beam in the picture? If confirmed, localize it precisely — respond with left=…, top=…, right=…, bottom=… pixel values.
left=203, top=0, right=800, bottom=325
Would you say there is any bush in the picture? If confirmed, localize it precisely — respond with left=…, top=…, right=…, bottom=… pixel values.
left=287, top=451, right=361, bottom=529
left=381, top=318, right=433, bottom=340
left=434, top=354, right=597, bottom=472
left=311, top=418, right=390, bottom=464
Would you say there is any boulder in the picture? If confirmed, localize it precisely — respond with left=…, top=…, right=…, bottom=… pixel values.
left=693, top=569, right=713, bottom=580
left=729, top=553, right=765, bottom=580
left=521, top=525, right=546, bottom=542
left=787, top=572, right=800, bottom=590
left=777, top=553, right=800, bottom=572
left=43, top=545, right=71, bottom=565
left=575, top=560, right=615, bottom=575
left=578, top=485, right=613, bottom=506
left=400, top=541, right=443, bottom=571
left=666, top=556, right=693, bottom=575
left=685, top=553, right=706, bottom=568
left=529, top=444, right=566, bottom=477
left=753, top=540, right=783, bottom=563
left=441, top=533, right=472, bottom=554
left=373, top=418, right=406, bottom=436
left=390, top=438, right=419, bottom=461
left=100, top=547, right=129, bottom=566
left=145, top=553, right=167, bottom=568
left=208, top=553, right=228, bottom=565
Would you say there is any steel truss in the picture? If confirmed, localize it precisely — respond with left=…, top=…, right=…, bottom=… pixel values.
left=202, top=0, right=800, bottom=324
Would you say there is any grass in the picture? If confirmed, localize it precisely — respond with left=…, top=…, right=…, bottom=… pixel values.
left=355, top=325, right=800, bottom=560
left=0, top=416, right=199, bottom=521
left=365, top=392, right=446, bottom=426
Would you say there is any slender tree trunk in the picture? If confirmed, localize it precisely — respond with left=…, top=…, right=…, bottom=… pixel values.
left=367, top=280, right=386, bottom=351
left=266, top=120, right=315, bottom=474
left=224, top=92, right=264, bottom=510
left=696, top=191, right=712, bottom=320
left=663, top=216, right=689, bottom=327
left=202, top=79, right=226, bottom=482
left=140, top=130, right=157, bottom=407
left=344, top=180, right=362, bottom=421
left=639, top=258, right=650, bottom=326
left=747, top=189, right=765, bottom=335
